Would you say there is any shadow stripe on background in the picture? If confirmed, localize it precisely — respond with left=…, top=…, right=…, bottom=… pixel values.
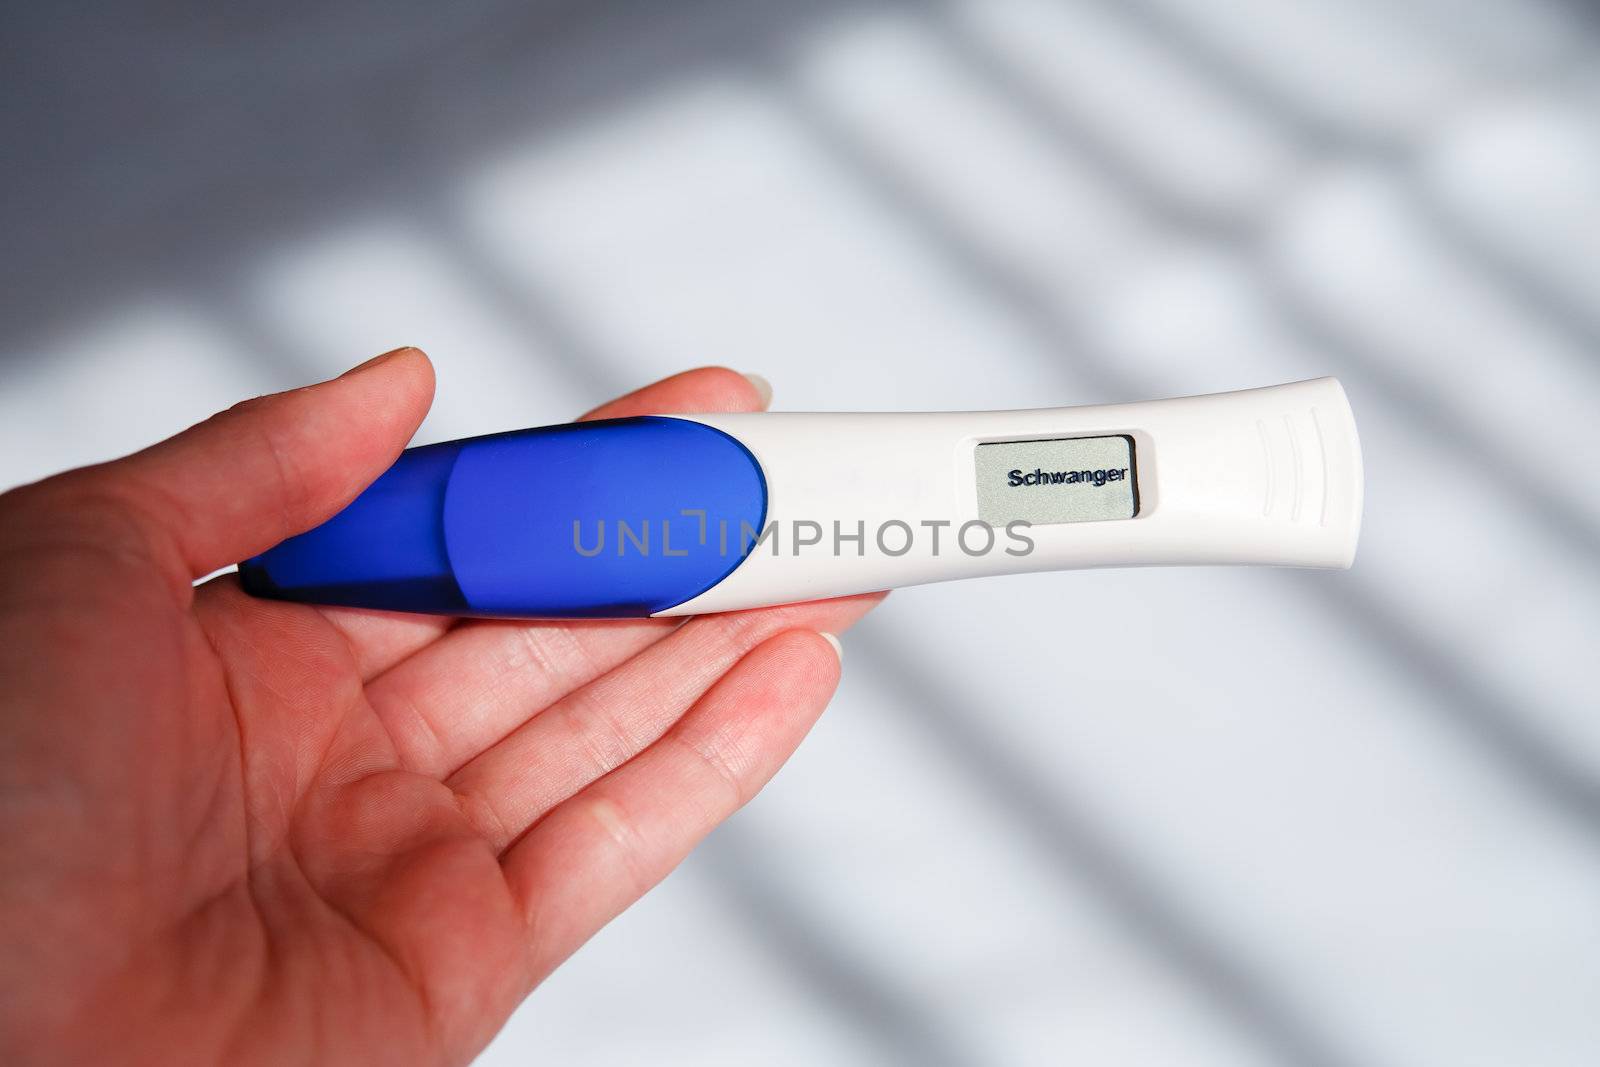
left=700, top=824, right=988, bottom=1067
left=0, top=0, right=881, bottom=359
left=849, top=627, right=1366, bottom=1067
left=1006, top=0, right=1600, bottom=361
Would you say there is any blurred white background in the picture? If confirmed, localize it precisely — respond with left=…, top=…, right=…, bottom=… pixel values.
left=4, top=1, right=1599, bottom=1064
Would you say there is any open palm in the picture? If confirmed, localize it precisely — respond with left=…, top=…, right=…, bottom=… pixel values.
left=0, top=352, right=881, bottom=1065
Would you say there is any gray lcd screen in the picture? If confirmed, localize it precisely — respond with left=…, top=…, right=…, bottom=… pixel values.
left=975, top=435, right=1138, bottom=526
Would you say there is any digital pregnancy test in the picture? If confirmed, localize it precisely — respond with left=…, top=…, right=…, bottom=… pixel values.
left=240, top=377, right=1362, bottom=618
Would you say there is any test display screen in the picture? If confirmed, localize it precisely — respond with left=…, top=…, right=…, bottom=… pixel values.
left=974, top=435, right=1138, bottom=526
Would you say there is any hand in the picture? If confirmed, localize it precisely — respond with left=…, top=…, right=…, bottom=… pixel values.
left=0, top=351, right=882, bottom=1065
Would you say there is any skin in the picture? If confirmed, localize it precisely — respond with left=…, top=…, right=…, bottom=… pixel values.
left=0, top=351, right=882, bottom=1065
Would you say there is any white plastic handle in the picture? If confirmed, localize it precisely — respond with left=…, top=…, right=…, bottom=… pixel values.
left=657, top=377, right=1363, bottom=616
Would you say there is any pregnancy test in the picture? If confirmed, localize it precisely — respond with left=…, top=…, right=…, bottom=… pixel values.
left=240, top=377, right=1362, bottom=618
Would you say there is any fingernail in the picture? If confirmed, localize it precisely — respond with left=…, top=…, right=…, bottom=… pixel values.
left=341, top=346, right=419, bottom=378
left=743, top=373, right=773, bottom=408
left=818, top=631, right=842, bottom=662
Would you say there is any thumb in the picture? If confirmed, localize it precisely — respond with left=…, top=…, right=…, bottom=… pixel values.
left=16, top=347, right=434, bottom=590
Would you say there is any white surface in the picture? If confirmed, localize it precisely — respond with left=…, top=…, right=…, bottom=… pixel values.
left=3, top=1, right=1598, bottom=1065
left=665, top=378, right=1361, bottom=614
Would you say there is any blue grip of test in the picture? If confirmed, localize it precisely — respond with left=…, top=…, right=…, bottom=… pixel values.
left=238, top=416, right=768, bottom=618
